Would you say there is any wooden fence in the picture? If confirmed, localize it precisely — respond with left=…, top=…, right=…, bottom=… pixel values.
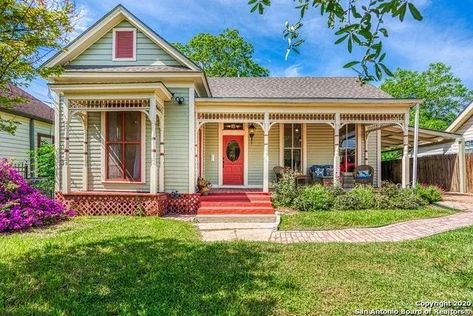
left=381, top=153, right=473, bottom=193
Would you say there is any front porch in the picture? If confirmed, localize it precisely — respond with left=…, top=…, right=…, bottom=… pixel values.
left=196, top=107, right=415, bottom=193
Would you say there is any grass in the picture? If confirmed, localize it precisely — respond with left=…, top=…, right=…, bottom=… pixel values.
left=1, top=216, right=472, bottom=315
left=279, top=206, right=456, bottom=231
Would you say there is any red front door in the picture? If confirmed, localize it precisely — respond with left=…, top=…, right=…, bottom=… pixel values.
left=223, top=135, right=244, bottom=185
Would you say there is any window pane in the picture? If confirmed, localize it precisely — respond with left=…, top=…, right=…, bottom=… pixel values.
left=293, top=149, right=302, bottom=171
left=293, top=124, right=302, bottom=148
left=284, top=149, right=292, bottom=168
left=124, top=144, right=140, bottom=181
left=107, top=112, right=122, bottom=141
left=226, top=140, right=240, bottom=162
left=125, top=112, right=141, bottom=141
left=284, top=124, right=292, bottom=148
left=107, top=144, right=123, bottom=179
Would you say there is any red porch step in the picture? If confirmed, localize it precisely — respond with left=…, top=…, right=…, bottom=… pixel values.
left=197, top=192, right=275, bottom=215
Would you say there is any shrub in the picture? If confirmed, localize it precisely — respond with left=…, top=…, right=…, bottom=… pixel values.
left=271, top=170, right=299, bottom=208
left=292, top=185, right=335, bottom=211
left=334, top=185, right=377, bottom=210
left=415, top=185, right=442, bottom=204
left=0, top=159, right=73, bottom=232
left=378, top=181, right=401, bottom=198
left=390, top=188, right=427, bottom=209
left=30, top=143, right=55, bottom=196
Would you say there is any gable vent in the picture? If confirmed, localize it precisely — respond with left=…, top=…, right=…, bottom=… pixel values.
left=114, top=29, right=135, bottom=60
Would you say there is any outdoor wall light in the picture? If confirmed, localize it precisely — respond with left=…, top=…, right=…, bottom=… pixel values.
left=174, top=96, right=184, bottom=104
left=248, top=124, right=256, bottom=144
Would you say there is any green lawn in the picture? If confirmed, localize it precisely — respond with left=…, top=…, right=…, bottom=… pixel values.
left=1, top=216, right=473, bottom=315
left=279, top=207, right=456, bottom=231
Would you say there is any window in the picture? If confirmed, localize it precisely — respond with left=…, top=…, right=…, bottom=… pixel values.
left=105, top=112, right=142, bottom=181
left=466, top=140, right=473, bottom=152
left=340, top=124, right=356, bottom=172
left=283, top=124, right=302, bottom=171
left=113, top=29, right=136, bottom=60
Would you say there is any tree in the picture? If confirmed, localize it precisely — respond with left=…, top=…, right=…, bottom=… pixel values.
left=381, top=63, right=473, bottom=131
left=0, top=0, right=76, bottom=134
left=248, top=0, right=423, bottom=82
left=174, top=29, right=269, bottom=77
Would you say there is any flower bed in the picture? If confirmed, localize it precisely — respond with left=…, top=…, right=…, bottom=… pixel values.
left=0, top=159, right=73, bottom=232
left=272, top=170, right=443, bottom=212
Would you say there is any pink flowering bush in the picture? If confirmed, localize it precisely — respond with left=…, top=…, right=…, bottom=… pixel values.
left=0, top=159, right=73, bottom=232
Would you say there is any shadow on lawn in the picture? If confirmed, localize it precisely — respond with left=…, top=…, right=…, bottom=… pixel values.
left=1, top=237, right=292, bottom=315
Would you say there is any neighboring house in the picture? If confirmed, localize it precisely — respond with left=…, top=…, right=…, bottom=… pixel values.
left=44, top=5, right=433, bottom=214
left=417, top=101, right=473, bottom=157
left=0, top=85, right=54, bottom=175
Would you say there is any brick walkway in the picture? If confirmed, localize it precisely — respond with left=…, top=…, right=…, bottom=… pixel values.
left=269, top=196, right=473, bottom=243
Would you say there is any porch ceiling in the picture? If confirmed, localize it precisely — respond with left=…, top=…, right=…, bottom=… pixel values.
left=380, top=125, right=463, bottom=151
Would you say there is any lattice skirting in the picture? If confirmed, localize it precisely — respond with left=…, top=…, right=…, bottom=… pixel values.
left=55, top=192, right=199, bottom=216
left=166, top=193, right=201, bottom=214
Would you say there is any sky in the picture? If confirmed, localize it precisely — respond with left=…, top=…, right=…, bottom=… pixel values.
left=29, top=0, right=473, bottom=104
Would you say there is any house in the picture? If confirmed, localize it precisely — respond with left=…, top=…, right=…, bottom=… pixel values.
left=416, top=101, right=473, bottom=157
left=0, top=85, right=54, bottom=176
left=44, top=5, right=443, bottom=215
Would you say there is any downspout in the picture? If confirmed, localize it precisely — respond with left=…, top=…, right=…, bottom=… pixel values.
left=29, top=118, right=35, bottom=177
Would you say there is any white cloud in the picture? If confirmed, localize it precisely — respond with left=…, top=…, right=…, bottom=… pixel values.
left=282, top=64, right=302, bottom=77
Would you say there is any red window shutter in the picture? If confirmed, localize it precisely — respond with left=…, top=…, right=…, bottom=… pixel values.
left=115, top=31, right=134, bottom=59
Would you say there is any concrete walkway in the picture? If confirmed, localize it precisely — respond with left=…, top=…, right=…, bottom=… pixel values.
left=198, top=194, right=473, bottom=243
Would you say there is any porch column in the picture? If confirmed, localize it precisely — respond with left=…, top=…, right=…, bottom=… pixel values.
left=401, top=112, right=410, bottom=188
left=80, top=113, right=88, bottom=191
left=62, top=98, right=71, bottom=194
left=158, top=114, right=165, bottom=192
left=364, top=130, right=369, bottom=165
left=54, top=93, right=62, bottom=192
left=263, top=112, right=270, bottom=193
left=149, top=98, right=158, bottom=194
left=333, top=113, right=341, bottom=185
left=458, top=138, right=467, bottom=193
left=412, top=103, right=420, bottom=187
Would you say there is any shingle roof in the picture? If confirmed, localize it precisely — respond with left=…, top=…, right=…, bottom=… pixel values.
left=64, top=65, right=195, bottom=72
left=1, top=85, right=53, bottom=123
left=207, top=77, right=393, bottom=99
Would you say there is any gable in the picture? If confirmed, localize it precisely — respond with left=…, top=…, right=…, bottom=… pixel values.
left=43, top=5, right=200, bottom=71
left=69, top=21, right=182, bottom=67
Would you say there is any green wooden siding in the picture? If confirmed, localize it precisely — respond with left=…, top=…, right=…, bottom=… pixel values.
left=0, top=112, right=30, bottom=162
left=203, top=123, right=218, bottom=184
left=69, top=115, right=83, bottom=190
left=164, top=88, right=189, bottom=192
left=70, top=20, right=182, bottom=66
left=246, top=124, right=279, bottom=185
left=306, top=123, right=334, bottom=173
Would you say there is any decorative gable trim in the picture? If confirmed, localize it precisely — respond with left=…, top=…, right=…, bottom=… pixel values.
left=112, top=28, right=136, bottom=61
left=42, top=5, right=200, bottom=71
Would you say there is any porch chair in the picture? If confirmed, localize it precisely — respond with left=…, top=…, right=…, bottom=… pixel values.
left=353, top=165, right=374, bottom=186
left=273, top=166, right=285, bottom=182
left=309, top=165, right=334, bottom=186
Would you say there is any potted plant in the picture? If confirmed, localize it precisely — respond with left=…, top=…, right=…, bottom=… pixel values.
left=197, top=177, right=212, bottom=196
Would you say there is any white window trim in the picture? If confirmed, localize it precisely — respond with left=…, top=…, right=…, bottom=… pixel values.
left=112, top=28, right=137, bottom=61
left=280, top=123, right=304, bottom=172
left=100, top=111, right=146, bottom=184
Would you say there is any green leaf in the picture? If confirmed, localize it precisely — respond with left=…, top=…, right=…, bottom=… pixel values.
left=379, top=28, right=388, bottom=37
left=408, top=3, right=423, bottom=21
left=335, top=34, right=348, bottom=44
left=343, top=61, right=360, bottom=68
left=398, top=3, right=407, bottom=22
left=347, top=37, right=353, bottom=53
left=379, top=63, right=394, bottom=77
